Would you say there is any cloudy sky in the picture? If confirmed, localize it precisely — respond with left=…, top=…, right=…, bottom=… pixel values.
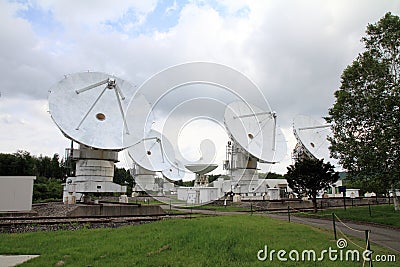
left=1, top=0, right=399, bottom=175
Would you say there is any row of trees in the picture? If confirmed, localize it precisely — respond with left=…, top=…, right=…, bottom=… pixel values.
left=0, top=151, right=66, bottom=202
left=0, top=150, right=133, bottom=201
left=0, top=151, right=65, bottom=179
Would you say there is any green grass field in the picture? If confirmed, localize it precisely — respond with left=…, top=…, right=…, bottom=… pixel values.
left=307, top=204, right=400, bottom=227
left=1, top=215, right=398, bottom=266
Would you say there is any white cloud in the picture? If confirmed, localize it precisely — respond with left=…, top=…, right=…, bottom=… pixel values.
left=165, top=0, right=178, bottom=15
left=35, top=0, right=157, bottom=30
left=0, top=98, right=69, bottom=157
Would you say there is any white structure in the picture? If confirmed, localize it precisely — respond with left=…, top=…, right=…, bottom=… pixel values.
left=125, top=65, right=287, bottom=205
left=212, top=177, right=290, bottom=200
left=321, top=180, right=360, bottom=198
left=218, top=137, right=289, bottom=201
left=292, top=115, right=342, bottom=172
left=292, top=116, right=359, bottom=199
left=0, top=176, right=36, bottom=211
left=131, top=164, right=177, bottom=197
left=219, top=101, right=287, bottom=202
left=178, top=101, right=288, bottom=204
left=389, top=190, right=400, bottom=197
left=346, top=189, right=360, bottom=198
left=48, top=72, right=149, bottom=203
left=185, top=164, right=218, bottom=187
left=177, top=187, right=219, bottom=205
left=131, top=164, right=159, bottom=193
left=175, top=175, right=292, bottom=203
left=65, top=145, right=126, bottom=192
left=174, top=142, right=291, bottom=204
left=62, top=145, right=126, bottom=203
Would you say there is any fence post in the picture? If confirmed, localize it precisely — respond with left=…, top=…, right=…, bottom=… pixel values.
left=332, top=212, right=337, bottom=240
left=251, top=202, right=253, bottom=215
left=365, top=230, right=373, bottom=267
left=343, top=195, right=346, bottom=210
left=288, top=205, right=291, bottom=222
left=368, top=203, right=372, bottom=217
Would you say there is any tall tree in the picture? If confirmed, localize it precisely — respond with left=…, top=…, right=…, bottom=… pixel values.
left=285, top=158, right=339, bottom=212
left=50, top=154, right=64, bottom=179
left=326, top=12, right=400, bottom=210
left=11, top=151, right=36, bottom=176
left=113, top=167, right=134, bottom=194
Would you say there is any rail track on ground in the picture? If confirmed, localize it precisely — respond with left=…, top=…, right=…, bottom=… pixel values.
left=0, top=213, right=196, bottom=233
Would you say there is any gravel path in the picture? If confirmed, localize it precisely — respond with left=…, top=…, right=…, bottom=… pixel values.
left=32, top=202, right=78, bottom=217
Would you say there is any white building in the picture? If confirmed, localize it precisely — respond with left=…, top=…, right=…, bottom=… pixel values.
left=177, top=187, right=219, bottom=205
left=322, top=180, right=360, bottom=198
left=0, top=176, right=36, bottom=211
left=176, top=177, right=292, bottom=204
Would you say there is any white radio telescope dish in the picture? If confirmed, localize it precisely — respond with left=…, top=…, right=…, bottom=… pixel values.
left=126, top=129, right=176, bottom=172
left=48, top=72, right=149, bottom=150
left=185, top=164, right=218, bottom=175
left=224, top=101, right=284, bottom=163
left=161, top=160, right=185, bottom=180
left=293, top=115, right=332, bottom=161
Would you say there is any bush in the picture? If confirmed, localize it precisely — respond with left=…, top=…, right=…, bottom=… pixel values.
left=33, top=176, right=63, bottom=202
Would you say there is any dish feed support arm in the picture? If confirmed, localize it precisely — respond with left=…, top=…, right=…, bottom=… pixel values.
left=233, top=111, right=277, bottom=152
left=74, top=78, right=129, bottom=133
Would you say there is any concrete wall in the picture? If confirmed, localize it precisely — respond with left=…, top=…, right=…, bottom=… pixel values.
left=0, top=176, right=36, bottom=211
left=66, top=204, right=165, bottom=217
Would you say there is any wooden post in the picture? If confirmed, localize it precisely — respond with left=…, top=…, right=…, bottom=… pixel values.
left=343, top=194, right=346, bottom=210
left=365, top=230, right=373, bottom=267
left=368, top=203, right=372, bottom=217
left=332, top=212, right=337, bottom=240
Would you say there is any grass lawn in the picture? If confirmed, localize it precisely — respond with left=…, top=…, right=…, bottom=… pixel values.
left=308, top=204, right=400, bottom=227
left=1, top=215, right=398, bottom=266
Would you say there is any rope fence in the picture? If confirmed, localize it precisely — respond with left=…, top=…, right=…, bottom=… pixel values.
left=262, top=204, right=400, bottom=265
left=283, top=206, right=375, bottom=265
left=333, top=213, right=364, bottom=233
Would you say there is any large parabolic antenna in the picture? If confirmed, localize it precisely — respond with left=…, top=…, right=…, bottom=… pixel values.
left=161, top=160, right=185, bottom=180
left=224, top=101, right=286, bottom=163
left=48, top=72, right=150, bottom=150
left=48, top=71, right=152, bottom=202
left=126, top=128, right=185, bottom=180
left=293, top=115, right=339, bottom=168
left=222, top=100, right=287, bottom=195
left=127, top=129, right=176, bottom=172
